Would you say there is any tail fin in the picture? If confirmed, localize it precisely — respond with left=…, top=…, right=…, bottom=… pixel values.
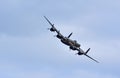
left=68, top=32, right=73, bottom=38
left=85, top=48, right=90, bottom=54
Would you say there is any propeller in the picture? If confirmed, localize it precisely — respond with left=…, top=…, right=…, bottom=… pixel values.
left=47, top=28, right=50, bottom=30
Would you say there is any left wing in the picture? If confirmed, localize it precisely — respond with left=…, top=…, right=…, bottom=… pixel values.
left=44, top=16, right=55, bottom=28
left=44, top=16, right=64, bottom=38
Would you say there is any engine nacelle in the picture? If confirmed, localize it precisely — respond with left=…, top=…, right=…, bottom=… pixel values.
left=74, top=40, right=80, bottom=48
left=56, top=34, right=62, bottom=39
left=69, top=46, right=77, bottom=50
left=50, top=28, right=55, bottom=32
left=77, top=52, right=83, bottom=55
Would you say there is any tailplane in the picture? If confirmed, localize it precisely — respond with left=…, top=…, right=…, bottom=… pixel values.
left=85, top=48, right=90, bottom=54
left=67, top=32, right=73, bottom=38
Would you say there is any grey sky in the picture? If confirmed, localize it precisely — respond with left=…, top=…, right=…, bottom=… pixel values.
left=0, top=0, right=120, bottom=78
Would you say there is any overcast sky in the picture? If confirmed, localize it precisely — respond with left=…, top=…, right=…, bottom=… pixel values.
left=0, top=0, right=120, bottom=78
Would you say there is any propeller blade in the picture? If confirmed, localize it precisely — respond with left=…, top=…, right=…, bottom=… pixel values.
left=47, top=28, right=50, bottom=30
left=84, top=54, right=99, bottom=63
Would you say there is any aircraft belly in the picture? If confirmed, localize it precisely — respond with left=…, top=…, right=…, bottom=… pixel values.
left=75, top=43, right=80, bottom=48
left=61, top=40, right=70, bottom=46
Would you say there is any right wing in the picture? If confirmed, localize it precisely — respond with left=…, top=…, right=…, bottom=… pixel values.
left=76, top=48, right=99, bottom=63
left=84, top=54, right=99, bottom=63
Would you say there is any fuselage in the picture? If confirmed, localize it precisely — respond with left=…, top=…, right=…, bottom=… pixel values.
left=56, top=34, right=80, bottom=48
left=60, top=37, right=80, bottom=48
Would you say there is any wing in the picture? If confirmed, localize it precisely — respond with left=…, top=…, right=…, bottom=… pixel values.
left=44, top=16, right=55, bottom=28
left=44, top=16, right=64, bottom=38
left=84, top=54, right=99, bottom=63
left=44, top=16, right=59, bottom=33
left=76, top=48, right=99, bottom=63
